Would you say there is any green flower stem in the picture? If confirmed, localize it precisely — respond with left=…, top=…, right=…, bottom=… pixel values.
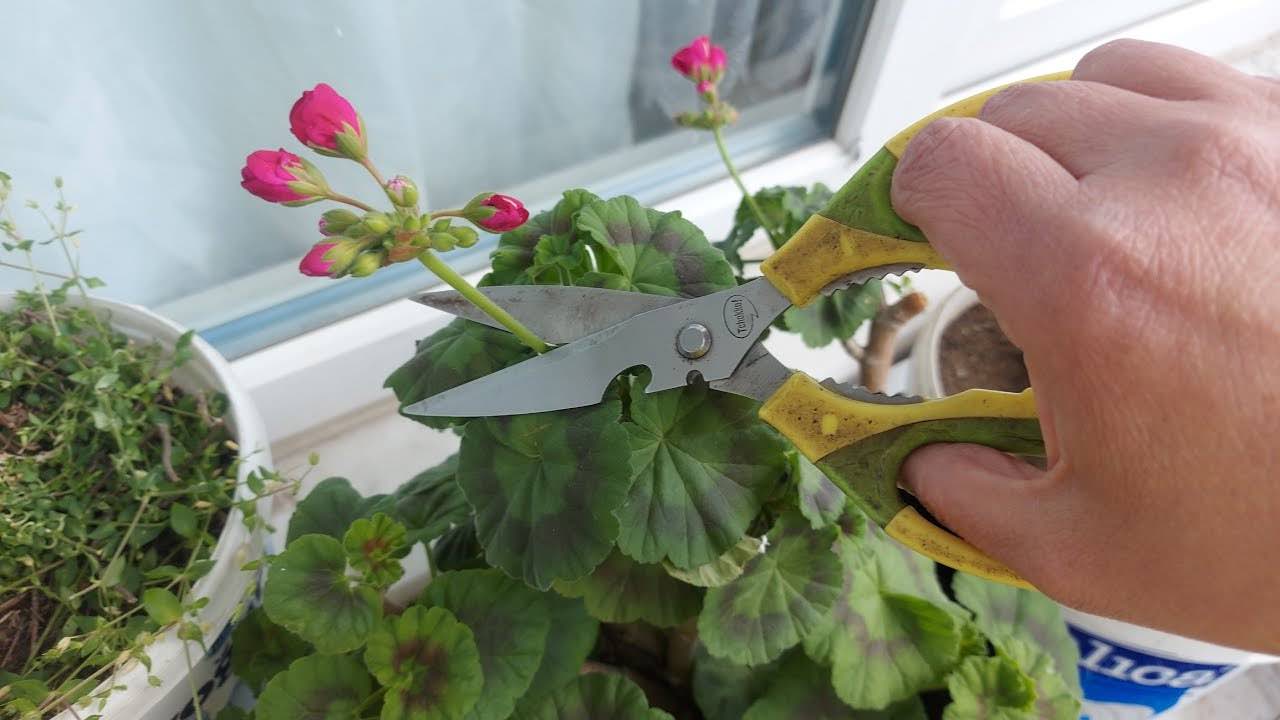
left=416, top=251, right=549, bottom=354
left=712, top=126, right=784, bottom=247
left=358, top=156, right=387, bottom=189
left=428, top=209, right=464, bottom=218
left=326, top=192, right=377, bottom=213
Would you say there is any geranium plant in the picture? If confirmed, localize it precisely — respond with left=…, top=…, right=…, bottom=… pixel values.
left=230, top=39, right=1082, bottom=720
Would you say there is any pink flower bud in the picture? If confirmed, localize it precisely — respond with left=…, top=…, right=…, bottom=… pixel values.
left=465, top=193, right=529, bottom=233
left=289, top=83, right=367, bottom=160
left=299, top=241, right=338, bottom=276
left=671, top=36, right=727, bottom=90
left=240, top=149, right=327, bottom=205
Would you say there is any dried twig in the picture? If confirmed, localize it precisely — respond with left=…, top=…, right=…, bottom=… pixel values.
left=157, top=423, right=182, bottom=485
left=858, top=292, right=928, bottom=393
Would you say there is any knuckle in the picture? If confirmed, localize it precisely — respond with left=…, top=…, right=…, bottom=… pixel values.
left=1171, top=117, right=1273, bottom=193
left=1075, top=38, right=1150, bottom=79
left=893, top=117, right=976, bottom=202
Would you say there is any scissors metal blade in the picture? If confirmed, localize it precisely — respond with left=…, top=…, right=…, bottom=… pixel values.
left=413, top=286, right=681, bottom=345
left=403, top=277, right=792, bottom=417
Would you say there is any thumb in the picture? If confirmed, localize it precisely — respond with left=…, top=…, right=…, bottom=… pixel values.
left=899, top=443, right=1059, bottom=584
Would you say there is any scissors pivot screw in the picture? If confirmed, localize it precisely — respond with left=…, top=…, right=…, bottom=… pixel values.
left=676, top=322, right=713, bottom=359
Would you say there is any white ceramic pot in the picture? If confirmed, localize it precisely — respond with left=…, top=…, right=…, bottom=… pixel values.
left=907, top=285, right=1278, bottom=718
left=1, top=293, right=269, bottom=720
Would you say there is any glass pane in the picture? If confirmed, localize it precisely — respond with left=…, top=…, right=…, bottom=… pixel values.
left=0, top=0, right=870, bottom=356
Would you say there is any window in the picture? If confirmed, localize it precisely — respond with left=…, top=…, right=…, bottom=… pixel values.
left=0, top=0, right=873, bottom=357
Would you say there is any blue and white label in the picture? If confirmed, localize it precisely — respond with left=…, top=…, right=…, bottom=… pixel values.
left=1069, top=623, right=1236, bottom=719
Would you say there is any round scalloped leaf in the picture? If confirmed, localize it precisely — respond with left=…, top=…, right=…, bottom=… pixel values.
left=995, top=637, right=1080, bottom=720
left=805, top=531, right=964, bottom=710
left=432, top=522, right=487, bottom=572
left=552, top=548, right=701, bottom=627
left=511, top=672, right=671, bottom=720
left=420, top=569, right=551, bottom=720
left=515, top=594, right=600, bottom=713
left=488, top=189, right=601, bottom=285
left=619, top=379, right=787, bottom=569
left=230, top=607, right=312, bottom=694
left=943, top=655, right=1037, bottom=720
left=698, top=511, right=842, bottom=665
left=951, top=573, right=1081, bottom=696
left=781, top=280, right=883, bottom=348
left=664, top=535, right=760, bottom=588
left=457, top=397, right=632, bottom=590
left=286, top=476, right=393, bottom=544
left=691, top=645, right=777, bottom=720
left=385, top=319, right=534, bottom=430
left=793, top=453, right=846, bottom=529
left=575, top=196, right=736, bottom=297
left=742, top=651, right=927, bottom=720
left=392, top=454, right=472, bottom=546
left=362, top=605, right=482, bottom=720
left=263, top=534, right=382, bottom=654
left=254, top=654, right=374, bottom=720
left=344, top=512, right=410, bottom=588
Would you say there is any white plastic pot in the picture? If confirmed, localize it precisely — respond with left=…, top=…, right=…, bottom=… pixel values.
left=1, top=293, right=269, bottom=720
left=908, top=284, right=1278, bottom=719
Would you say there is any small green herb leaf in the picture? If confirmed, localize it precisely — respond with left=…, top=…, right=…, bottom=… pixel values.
left=942, top=655, right=1037, bottom=720
left=420, top=569, right=551, bottom=720
left=457, top=398, right=633, bottom=590
left=363, top=605, right=483, bottom=720
left=169, top=503, right=198, bottom=539
left=619, top=380, right=787, bottom=569
left=698, top=511, right=842, bottom=665
left=385, top=319, right=534, bottom=430
left=230, top=607, right=312, bottom=695
left=553, top=548, right=701, bottom=627
left=576, top=196, right=736, bottom=297
left=141, top=588, right=182, bottom=626
left=512, top=673, right=671, bottom=720
left=263, top=534, right=382, bottom=654
left=254, top=654, right=374, bottom=720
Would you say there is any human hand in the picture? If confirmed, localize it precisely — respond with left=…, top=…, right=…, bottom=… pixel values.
left=890, top=39, right=1280, bottom=651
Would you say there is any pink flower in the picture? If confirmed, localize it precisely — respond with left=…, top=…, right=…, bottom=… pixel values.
left=240, top=149, right=326, bottom=204
left=289, top=83, right=366, bottom=159
left=470, top=194, right=529, bottom=232
left=299, top=241, right=338, bottom=276
left=671, top=36, right=727, bottom=89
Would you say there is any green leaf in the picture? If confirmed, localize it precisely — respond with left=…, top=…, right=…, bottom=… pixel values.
left=942, top=655, right=1037, bottom=720
left=805, top=531, right=965, bottom=710
left=743, top=651, right=927, bottom=720
left=255, top=654, right=374, bottom=720
left=529, top=233, right=591, bottom=284
left=717, top=185, right=833, bottom=271
left=141, top=588, right=182, bottom=626
left=996, top=637, right=1081, bottom=720
left=457, top=398, right=633, bottom=590
left=512, top=672, right=670, bottom=720
left=168, top=502, right=198, bottom=539
left=782, top=280, right=883, bottom=348
left=344, top=512, right=410, bottom=588
left=101, top=555, right=125, bottom=587
left=663, top=535, right=760, bottom=588
left=488, top=189, right=601, bottom=285
left=951, top=573, right=1081, bottom=695
left=691, top=645, right=776, bottom=720
left=793, top=453, right=846, bottom=529
left=515, top=594, right=600, bottom=713
left=363, top=605, right=483, bottom=720
left=420, top=569, right=551, bottom=720
left=619, top=380, right=787, bottom=569
left=553, top=548, right=701, bottom=627
left=231, top=607, right=312, bottom=695
left=432, top=522, right=487, bottom=572
left=392, top=454, right=473, bottom=545
left=263, top=534, right=382, bottom=654
left=385, top=319, right=534, bottom=430
left=216, top=708, right=254, bottom=720
left=698, top=511, right=842, bottom=665
left=286, top=477, right=393, bottom=544
left=575, top=196, right=735, bottom=297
